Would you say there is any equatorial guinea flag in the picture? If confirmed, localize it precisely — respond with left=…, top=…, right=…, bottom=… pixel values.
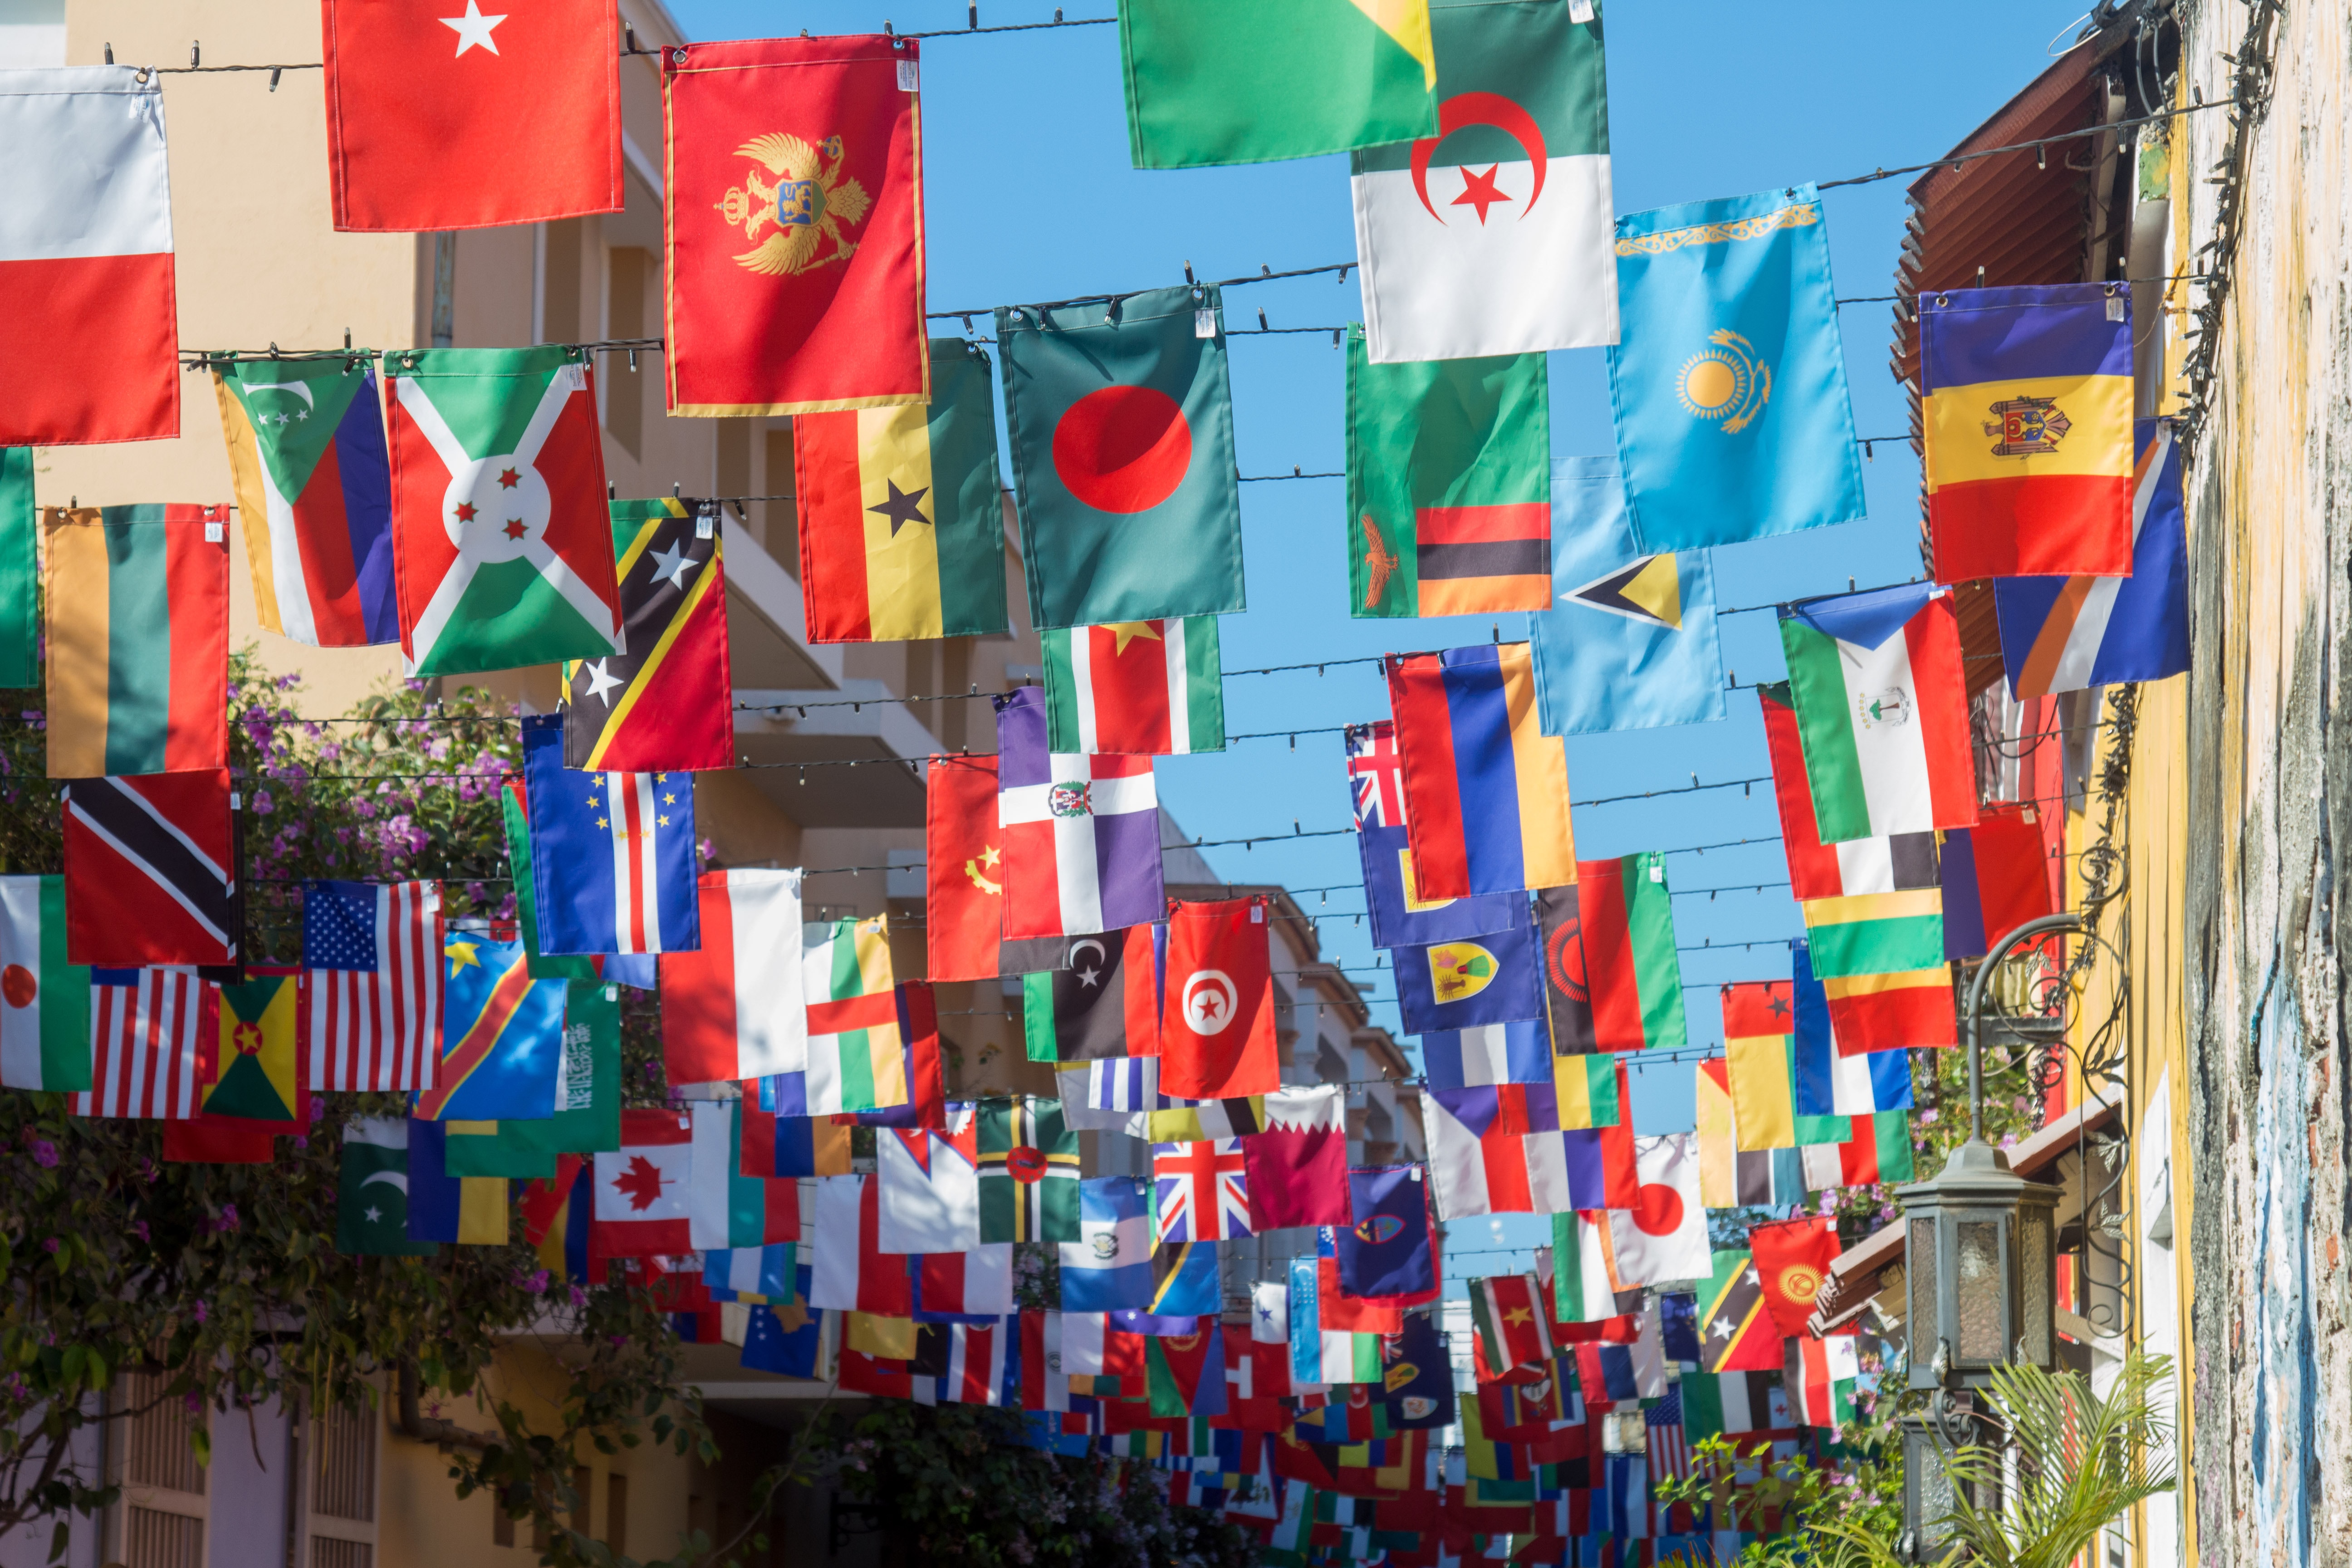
left=0, top=68, right=178, bottom=446
left=1350, top=0, right=1616, bottom=362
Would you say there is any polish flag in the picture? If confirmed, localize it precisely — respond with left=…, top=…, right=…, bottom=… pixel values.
left=0, top=68, right=178, bottom=446
left=659, top=869, right=805, bottom=1084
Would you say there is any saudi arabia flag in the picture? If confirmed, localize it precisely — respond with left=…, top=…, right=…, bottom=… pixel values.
left=1351, top=0, right=1615, bottom=362
left=0, top=875, right=91, bottom=1091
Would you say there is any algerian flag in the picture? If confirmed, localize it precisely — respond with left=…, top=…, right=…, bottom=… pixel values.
left=337, top=1117, right=437, bottom=1256
left=1351, top=0, right=1615, bottom=362
left=0, top=875, right=92, bottom=1091
left=1778, top=585, right=1976, bottom=844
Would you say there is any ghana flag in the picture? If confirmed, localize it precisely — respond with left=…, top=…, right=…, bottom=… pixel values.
left=996, top=287, right=1244, bottom=630
left=561, top=499, right=732, bottom=772
left=795, top=339, right=1009, bottom=642
left=1345, top=327, right=1550, bottom=619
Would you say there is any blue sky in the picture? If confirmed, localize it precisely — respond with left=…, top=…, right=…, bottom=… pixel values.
left=676, top=0, right=2078, bottom=1263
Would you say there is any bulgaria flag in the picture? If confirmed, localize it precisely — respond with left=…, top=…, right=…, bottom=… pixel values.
left=1778, top=585, right=1975, bottom=844
left=591, top=1108, right=695, bottom=1259
left=1043, top=618, right=1225, bottom=755
left=0, top=876, right=91, bottom=1091
left=1349, top=0, right=1615, bottom=363
left=658, top=870, right=805, bottom=1085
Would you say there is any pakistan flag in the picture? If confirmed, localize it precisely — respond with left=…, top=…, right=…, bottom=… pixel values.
left=337, top=1117, right=437, bottom=1256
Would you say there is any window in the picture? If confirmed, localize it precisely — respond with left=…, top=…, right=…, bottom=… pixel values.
left=119, top=1370, right=205, bottom=1568
left=607, top=1473, right=629, bottom=1554
left=306, top=1401, right=380, bottom=1567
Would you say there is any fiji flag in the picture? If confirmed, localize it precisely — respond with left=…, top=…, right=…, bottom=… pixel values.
left=520, top=714, right=700, bottom=957
left=413, top=935, right=567, bottom=1121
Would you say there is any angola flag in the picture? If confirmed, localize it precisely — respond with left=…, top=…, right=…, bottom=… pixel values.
left=43, top=505, right=229, bottom=778
left=561, top=499, right=732, bottom=772
left=795, top=338, right=1009, bottom=642
left=1345, top=328, right=1551, bottom=618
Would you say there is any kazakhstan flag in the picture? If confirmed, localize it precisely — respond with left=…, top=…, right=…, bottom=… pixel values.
left=1530, top=457, right=1725, bottom=735
left=1607, top=184, right=1865, bottom=550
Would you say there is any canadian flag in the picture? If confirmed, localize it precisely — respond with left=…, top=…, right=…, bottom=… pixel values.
left=591, top=1108, right=694, bottom=1259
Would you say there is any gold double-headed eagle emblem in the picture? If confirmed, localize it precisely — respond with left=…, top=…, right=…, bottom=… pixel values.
left=715, top=133, right=872, bottom=276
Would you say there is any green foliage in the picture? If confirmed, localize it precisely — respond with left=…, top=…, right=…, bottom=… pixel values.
left=1655, top=1383, right=1904, bottom=1568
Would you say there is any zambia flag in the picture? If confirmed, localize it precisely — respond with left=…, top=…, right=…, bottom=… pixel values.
left=1345, top=328, right=1550, bottom=619
left=561, top=500, right=731, bottom=772
left=1118, top=0, right=1436, bottom=169
left=205, top=972, right=302, bottom=1128
left=43, top=505, right=230, bottom=778
left=996, top=287, right=1245, bottom=630
left=795, top=339, right=1009, bottom=642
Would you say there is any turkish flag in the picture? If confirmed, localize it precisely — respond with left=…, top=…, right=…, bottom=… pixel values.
left=1750, top=1214, right=1843, bottom=1337
left=322, top=0, right=622, bottom=232
left=1159, top=897, right=1278, bottom=1098
left=924, top=756, right=1001, bottom=981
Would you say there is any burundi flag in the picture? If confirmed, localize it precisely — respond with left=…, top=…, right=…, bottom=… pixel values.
left=43, top=505, right=229, bottom=779
left=1350, top=0, right=1614, bottom=362
left=1345, top=329, right=1550, bottom=619
left=995, top=286, right=1244, bottom=630
left=1530, top=456, right=1725, bottom=735
left=561, top=499, right=733, bottom=772
left=414, top=935, right=568, bottom=1122
left=337, top=1116, right=439, bottom=1256
left=383, top=345, right=622, bottom=676
left=0, top=876, right=92, bottom=1091
left=795, top=338, right=1009, bottom=642
left=204, top=972, right=302, bottom=1127
left=1043, top=618, right=1225, bottom=755
left=212, top=357, right=398, bottom=647
left=0, top=448, right=29, bottom=686
left=1117, top=0, right=1435, bottom=169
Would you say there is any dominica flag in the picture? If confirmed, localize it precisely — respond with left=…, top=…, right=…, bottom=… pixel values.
left=978, top=1095, right=1082, bottom=1243
left=383, top=346, right=622, bottom=676
left=0, top=876, right=92, bottom=1091
left=42, top=505, right=229, bottom=778
left=1117, top=0, right=1435, bottom=169
left=794, top=339, right=1009, bottom=642
left=1345, top=330, right=1551, bottom=619
left=1043, top=617, right=1225, bottom=755
left=561, top=499, right=733, bottom=772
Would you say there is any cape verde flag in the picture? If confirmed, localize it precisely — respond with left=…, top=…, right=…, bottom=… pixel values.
left=520, top=714, right=700, bottom=956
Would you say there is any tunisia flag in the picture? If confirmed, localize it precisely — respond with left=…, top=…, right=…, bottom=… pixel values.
left=322, top=0, right=622, bottom=232
left=1159, top=898, right=1278, bottom=1099
left=1749, top=1215, right=1843, bottom=1337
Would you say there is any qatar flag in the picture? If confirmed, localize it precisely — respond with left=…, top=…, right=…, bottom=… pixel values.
left=1606, top=1132, right=1711, bottom=1287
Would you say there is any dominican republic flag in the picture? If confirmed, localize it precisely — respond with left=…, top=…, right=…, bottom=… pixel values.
left=808, top=1173, right=914, bottom=1317
left=877, top=1108, right=982, bottom=1254
left=520, top=715, right=699, bottom=956
left=995, top=686, right=1163, bottom=939
left=74, top=969, right=206, bottom=1118
left=1152, top=1138, right=1251, bottom=1242
left=302, top=879, right=443, bottom=1091
left=590, top=1108, right=695, bottom=1259
left=659, top=869, right=804, bottom=1084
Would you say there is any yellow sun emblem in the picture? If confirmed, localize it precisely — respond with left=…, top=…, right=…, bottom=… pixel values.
left=716, top=132, right=873, bottom=277
left=1676, top=328, right=1771, bottom=433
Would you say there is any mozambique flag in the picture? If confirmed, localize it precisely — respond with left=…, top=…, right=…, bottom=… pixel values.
left=795, top=339, right=1008, bottom=642
left=204, top=971, right=304, bottom=1129
left=43, top=505, right=229, bottom=778
left=1697, top=1250, right=1782, bottom=1373
left=561, top=499, right=731, bottom=772
left=977, top=1095, right=1081, bottom=1242
left=1346, top=329, right=1551, bottom=619
left=414, top=936, right=568, bottom=1121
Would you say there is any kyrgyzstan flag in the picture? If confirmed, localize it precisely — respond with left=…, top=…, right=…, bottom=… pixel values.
left=663, top=36, right=927, bottom=416
left=321, top=0, right=621, bottom=231
left=1749, top=1214, right=1842, bottom=1337
left=590, top=1108, right=694, bottom=1258
left=1158, top=898, right=1278, bottom=1100
left=0, top=68, right=178, bottom=446
left=659, top=869, right=805, bottom=1084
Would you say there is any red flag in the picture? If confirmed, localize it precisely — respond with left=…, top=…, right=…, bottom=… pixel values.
left=1469, top=1274, right=1554, bottom=1382
left=925, top=756, right=1002, bottom=981
left=1160, top=898, right=1279, bottom=1099
left=1749, top=1215, right=1842, bottom=1338
left=1243, top=1128, right=1349, bottom=1230
left=590, top=1108, right=694, bottom=1259
left=662, top=36, right=928, bottom=416
left=63, top=771, right=238, bottom=967
left=321, top=0, right=621, bottom=231
left=1317, top=1257, right=1402, bottom=1333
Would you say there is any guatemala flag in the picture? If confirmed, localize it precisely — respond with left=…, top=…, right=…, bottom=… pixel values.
left=520, top=714, right=701, bottom=956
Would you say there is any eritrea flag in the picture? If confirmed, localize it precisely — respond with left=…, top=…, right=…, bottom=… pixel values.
left=995, top=286, right=1245, bottom=630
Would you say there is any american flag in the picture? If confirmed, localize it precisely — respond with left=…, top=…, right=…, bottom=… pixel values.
left=75, top=969, right=206, bottom=1118
left=1152, top=1137, right=1251, bottom=1241
left=303, top=880, right=443, bottom=1090
left=1646, top=1386, right=1693, bottom=1482
left=1346, top=721, right=1408, bottom=828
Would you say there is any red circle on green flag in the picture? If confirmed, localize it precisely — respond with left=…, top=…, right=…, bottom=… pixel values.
left=1632, top=1181, right=1683, bottom=1236
left=1008, top=1146, right=1048, bottom=1182
left=1052, top=385, right=1191, bottom=513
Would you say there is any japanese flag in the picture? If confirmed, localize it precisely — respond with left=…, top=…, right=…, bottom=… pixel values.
left=1607, top=1133, right=1710, bottom=1287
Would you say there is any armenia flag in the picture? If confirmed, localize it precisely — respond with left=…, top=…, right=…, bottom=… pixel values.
left=561, top=498, right=733, bottom=772
left=415, top=935, right=568, bottom=1121
left=1608, top=186, right=1864, bottom=551
left=213, top=358, right=397, bottom=647
left=1921, top=284, right=2134, bottom=581
left=795, top=339, right=1008, bottom=642
left=996, top=287, right=1243, bottom=630
left=1388, top=642, right=1576, bottom=898
left=1345, top=328, right=1549, bottom=619
left=43, top=506, right=229, bottom=779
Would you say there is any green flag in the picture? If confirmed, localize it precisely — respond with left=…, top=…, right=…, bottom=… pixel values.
left=337, top=1117, right=438, bottom=1256
left=1345, top=327, right=1551, bottom=618
left=0, top=450, right=31, bottom=687
left=996, top=286, right=1245, bottom=630
left=1118, top=0, right=1437, bottom=168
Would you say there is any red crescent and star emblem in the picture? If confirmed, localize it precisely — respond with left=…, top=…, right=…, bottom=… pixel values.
left=1410, top=92, right=1548, bottom=225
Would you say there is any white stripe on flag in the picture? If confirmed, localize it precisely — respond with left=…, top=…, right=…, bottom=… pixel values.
left=1163, top=619, right=1190, bottom=755
left=1050, top=793, right=1102, bottom=936
left=1838, top=628, right=1934, bottom=835
left=2056, top=425, right=2175, bottom=690
left=1069, top=629, right=1098, bottom=753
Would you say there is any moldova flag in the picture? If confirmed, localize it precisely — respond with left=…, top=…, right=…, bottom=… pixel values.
left=43, top=506, right=229, bottom=779
left=1387, top=643, right=1577, bottom=898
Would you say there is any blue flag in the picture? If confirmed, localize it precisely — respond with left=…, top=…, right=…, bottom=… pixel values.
left=1150, top=1240, right=1221, bottom=1317
left=1336, top=1165, right=1434, bottom=1299
left=1394, top=911, right=1544, bottom=1035
left=1531, top=456, right=1727, bottom=735
left=739, top=1265, right=824, bottom=1377
left=1607, top=186, right=1865, bottom=550
left=520, top=713, right=701, bottom=957
left=416, top=935, right=568, bottom=1121
left=1379, top=1312, right=1455, bottom=1430
left=1792, top=942, right=1913, bottom=1117
left=1358, top=823, right=1523, bottom=949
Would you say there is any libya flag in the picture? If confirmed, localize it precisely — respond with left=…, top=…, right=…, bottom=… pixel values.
left=451, top=979, right=624, bottom=1176
left=0, top=875, right=92, bottom=1091
left=337, top=1116, right=438, bottom=1256
left=1345, top=326, right=1550, bottom=618
left=996, top=287, right=1245, bottom=629
left=1118, top=0, right=1436, bottom=169
left=383, top=346, right=623, bottom=676
left=1351, top=0, right=1615, bottom=362
left=206, top=973, right=302, bottom=1126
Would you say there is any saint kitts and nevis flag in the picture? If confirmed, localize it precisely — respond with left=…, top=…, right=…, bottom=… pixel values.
left=561, top=499, right=734, bottom=773
left=1350, top=0, right=1615, bottom=362
left=212, top=357, right=398, bottom=647
left=0, top=876, right=92, bottom=1091
left=795, top=339, right=1009, bottom=642
left=1345, top=329, right=1551, bottom=619
left=1043, top=619, right=1225, bottom=755
left=383, top=346, right=623, bottom=677
left=42, top=506, right=229, bottom=779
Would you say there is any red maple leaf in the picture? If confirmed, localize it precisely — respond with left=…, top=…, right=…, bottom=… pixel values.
left=615, top=1154, right=670, bottom=1212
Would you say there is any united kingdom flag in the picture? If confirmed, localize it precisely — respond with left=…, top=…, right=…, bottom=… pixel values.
left=1152, top=1137, right=1251, bottom=1242
left=1345, top=721, right=1407, bottom=829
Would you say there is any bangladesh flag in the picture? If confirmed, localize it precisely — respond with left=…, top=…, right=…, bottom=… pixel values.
left=1345, top=327, right=1550, bottom=618
left=1118, top=0, right=1436, bottom=169
left=205, top=973, right=301, bottom=1127
left=0, top=875, right=92, bottom=1091
left=337, top=1116, right=438, bottom=1257
left=384, top=346, right=623, bottom=676
left=995, top=286, right=1245, bottom=630
left=1042, top=616, right=1224, bottom=755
